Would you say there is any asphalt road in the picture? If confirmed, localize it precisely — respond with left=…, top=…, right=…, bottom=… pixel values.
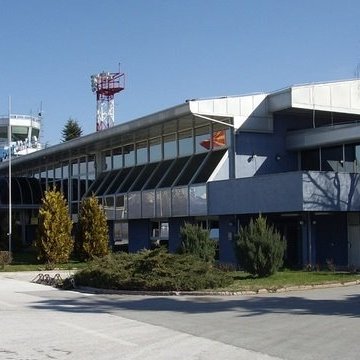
left=1, top=272, right=360, bottom=360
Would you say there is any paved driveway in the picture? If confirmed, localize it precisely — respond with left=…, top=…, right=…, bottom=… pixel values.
left=1, top=272, right=359, bottom=360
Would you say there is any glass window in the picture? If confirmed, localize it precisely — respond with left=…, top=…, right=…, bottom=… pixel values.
left=128, top=192, right=141, bottom=218
left=104, top=195, right=115, bottom=220
left=142, top=190, right=155, bottom=218
left=79, top=158, right=87, bottom=179
left=189, top=184, right=207, bottom=215
left=172, top=186, right=188, bottom=216
left=156, top=188, right=171, bottom=218
left=321, top=146, right=343, bottom=171
left=136, top=141, right=148, bottom=165
left=115, top=194, right=127, bottom=220
left=103, top=150, right=112, bottom=171
left=124, top=144, right=135, bottom=167
left=114, top=221, right=129, bottom=245
left=301, top=149, right=320, bottom=171
left=195, top=126, right=211, bottom=153
left=113, top=147, right=123, bottom=169
left=149, top=137, right=162, bottom=162
left=164, top=134, right=176, bottom=159
left=178, top=130, right=193, bottom=156
left=54, top=166, right=62, bottom=180
left=87, top=155, right=96, bottom=181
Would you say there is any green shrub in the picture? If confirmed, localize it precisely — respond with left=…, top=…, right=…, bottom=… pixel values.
left=178, top=223, right=217, bottom=263
left=74, top=247, right=232, bottom=291
left=76, top=195, right=109, bottom=261
left=234, top=215, right=286, bottom=277
left=36, top=188, right=73, bottom=264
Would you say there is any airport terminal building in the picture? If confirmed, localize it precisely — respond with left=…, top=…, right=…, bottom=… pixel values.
left=1, top=79, right=360, bottom=268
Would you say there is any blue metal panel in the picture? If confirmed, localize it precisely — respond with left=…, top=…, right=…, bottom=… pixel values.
left=208, top=172, right=304, bottom=215
left=128, top=219, right=150, bottom=252
left=218, top=216, right=237, bottom=264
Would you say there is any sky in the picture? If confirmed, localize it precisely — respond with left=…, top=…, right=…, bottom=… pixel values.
left=0, top=0, right=359, bottom=146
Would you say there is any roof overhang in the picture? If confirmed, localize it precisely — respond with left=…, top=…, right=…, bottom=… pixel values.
left=268, top=79, right=360, bottom=115
left=0, top=100, right=234, bottom=171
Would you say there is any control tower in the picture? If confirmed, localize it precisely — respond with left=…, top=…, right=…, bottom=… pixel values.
left=0, top=113, right=43, bottom=161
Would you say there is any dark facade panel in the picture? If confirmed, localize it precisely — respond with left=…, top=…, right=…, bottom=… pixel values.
left=208, top=172, right=304, bottom=215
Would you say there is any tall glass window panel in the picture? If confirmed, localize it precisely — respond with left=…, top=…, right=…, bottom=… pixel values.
left=79, top=158, right=87, bottom=196
left=164, top=134, right=176, bottom=159
left=103, top=150, right=112, bottom=171
left=128, top=192, right=141, bottom=219
left=113, top=147, right=123, bottom=169
left=156, top=189, right=171, bottom=218
left=344, top=144, right=356, bottom=173
left=87, top=155, right=96, bottom=181
left=71, top=160, right=79, bottom=201
left=115, top=194, right=128, bottom=220
left=189, top=184, right=207, bottom=215
left=47, top=166, right=54, bottom=187
left=300, top=149, right=320, bottom=171
left=114, top=221, right=129, bottom=245
left=195, top=126, right=211, bottom=153
left=104, top=196, right=115, bottom=220
left=321, top=146, right=343, bottom=172
left=149, top=137, right=162, bottom=162
left=178, top=130, right=193, bottom=156
left=136, top=141, right=148, bottom=165
left=142, top=190, right=155, bottom=218
left=124, top=144, right=135, bottom=167
left=172, top=186, right=188, bottom=216
left=212, top=123, right=229, bottom=149
left=54, top=166, right=62, bottom=180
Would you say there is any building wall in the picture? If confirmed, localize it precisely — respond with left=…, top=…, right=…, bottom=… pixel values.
left=235, top=117, right=299, bottom=178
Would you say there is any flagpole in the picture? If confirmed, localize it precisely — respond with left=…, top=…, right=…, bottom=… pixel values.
left=8, top=96, right=12, bottom=256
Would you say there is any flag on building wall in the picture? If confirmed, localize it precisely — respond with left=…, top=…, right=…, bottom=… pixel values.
left=200, top=130, right=226, bottom=150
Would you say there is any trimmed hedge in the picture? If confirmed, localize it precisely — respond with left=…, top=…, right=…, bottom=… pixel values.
left=73, top=247, right=233, bottom=291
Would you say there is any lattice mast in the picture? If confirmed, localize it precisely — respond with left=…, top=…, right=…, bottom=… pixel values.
left=91, top=69, right=125, bottom=131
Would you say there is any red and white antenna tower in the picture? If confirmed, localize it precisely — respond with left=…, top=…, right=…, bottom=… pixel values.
left=91, top=68, right=125, bottom=131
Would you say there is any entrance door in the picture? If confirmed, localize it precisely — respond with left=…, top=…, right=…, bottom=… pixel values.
left=348, top=224, right=360, bottom=268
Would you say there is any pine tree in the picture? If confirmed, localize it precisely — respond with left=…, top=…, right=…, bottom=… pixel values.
left=76, top=195, right=109, bottom=261
left=178, top=223, right=217, bottom=263
left=61, top=118, right=83, bottom=142
left=234, top=215, right=286, bottom=277
left=36, top=188, right=73, bottom=264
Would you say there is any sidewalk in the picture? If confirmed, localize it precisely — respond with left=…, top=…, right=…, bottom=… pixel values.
left=0, top=269, right=76, bottom=283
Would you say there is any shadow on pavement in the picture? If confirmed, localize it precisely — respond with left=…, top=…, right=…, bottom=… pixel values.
left=29, top=288, right=360, bottom=318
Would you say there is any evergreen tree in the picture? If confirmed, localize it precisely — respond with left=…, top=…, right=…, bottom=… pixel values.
left=36, top=188, right=73, bottom=264
left=178, top=223, right=217, bottom=263
left=234, top=215, right=286, bottom=277
left=61, top=118, right=83, bottom=142
left=76, top=195, right=109, bottom=261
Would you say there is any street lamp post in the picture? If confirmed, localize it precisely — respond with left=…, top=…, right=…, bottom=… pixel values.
left=7, top=96, right=12, bottom=256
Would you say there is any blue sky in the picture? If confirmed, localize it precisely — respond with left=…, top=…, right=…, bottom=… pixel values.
left=0, top=0, right=359, bottom=145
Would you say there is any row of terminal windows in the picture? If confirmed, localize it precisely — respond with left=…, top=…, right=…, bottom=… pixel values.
left=301, top=143, right=360, bottom=172
left=102, top=126, right=228, bottom=171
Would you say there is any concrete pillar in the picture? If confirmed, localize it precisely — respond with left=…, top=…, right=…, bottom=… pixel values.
left=168, top=217, right=188, bottom=253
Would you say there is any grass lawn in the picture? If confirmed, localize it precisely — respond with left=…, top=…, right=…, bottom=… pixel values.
left=216, top=270, right=360, bottom=293
left=0, top=250, right=87, bottom=272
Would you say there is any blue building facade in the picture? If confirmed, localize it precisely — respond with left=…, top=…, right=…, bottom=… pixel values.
left=2, top=79, right=360, bottom=269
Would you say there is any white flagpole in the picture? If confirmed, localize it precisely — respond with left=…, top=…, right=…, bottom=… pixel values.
left=8, top=96, right=12, bottom=256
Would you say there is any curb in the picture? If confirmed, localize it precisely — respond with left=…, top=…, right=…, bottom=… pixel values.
left=76, top=279, right=360, bottom=297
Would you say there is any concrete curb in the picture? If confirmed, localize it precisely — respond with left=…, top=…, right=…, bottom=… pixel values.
left=76, top=279, right=360, bottom=296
